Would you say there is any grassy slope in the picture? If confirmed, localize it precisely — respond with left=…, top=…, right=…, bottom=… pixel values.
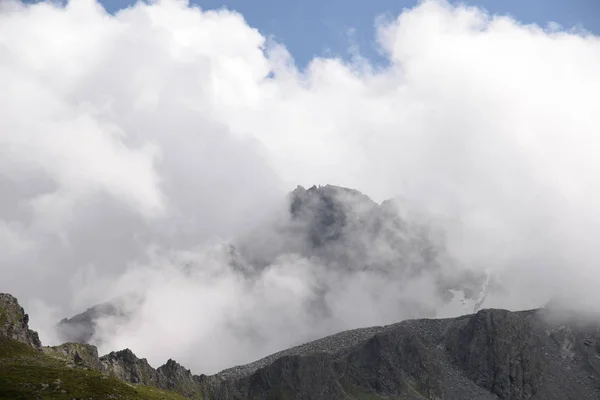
left=0, top=338, right=188, bottom=400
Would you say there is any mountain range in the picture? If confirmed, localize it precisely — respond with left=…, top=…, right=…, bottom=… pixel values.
left=2, top=185, right=595, bottom=399
left=3, top=292, right=600, bottom=399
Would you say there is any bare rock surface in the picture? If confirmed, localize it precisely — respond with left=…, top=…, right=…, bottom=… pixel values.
left=0, top=293, right=41, bottom=349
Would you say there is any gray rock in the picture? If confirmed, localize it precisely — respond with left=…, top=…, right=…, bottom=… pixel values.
left=43, top=342, right=103, bottom=370
left=0, top=293, right=41, bottom=349
left=100, top=348, right=160, bottom=385
left=99, top=348, right=204, bottom=398
left=204, top=308, right=600, bottom=400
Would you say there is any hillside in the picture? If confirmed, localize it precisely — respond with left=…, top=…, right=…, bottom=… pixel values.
left=4, top=292, right=600, bottom=399
left=206, top=307, right=600, bottom=400
left=0, top=294, right=187, bottom=400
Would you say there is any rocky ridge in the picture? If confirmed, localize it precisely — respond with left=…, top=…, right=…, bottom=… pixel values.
left=205, top=307, right=600, bottom=400
left=4, top=292, right=600, bottom=399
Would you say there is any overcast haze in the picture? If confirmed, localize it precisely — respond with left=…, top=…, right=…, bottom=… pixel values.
left=1, top=0, right=600, bottom=375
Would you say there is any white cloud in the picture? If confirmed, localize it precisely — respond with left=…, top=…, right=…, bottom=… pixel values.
left=1, top=0, right=600, bottom=375
left=0, top=221, right=32, bottom=256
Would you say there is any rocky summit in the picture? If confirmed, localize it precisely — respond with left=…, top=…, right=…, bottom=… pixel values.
left=3, top=291, right=600, bottom=399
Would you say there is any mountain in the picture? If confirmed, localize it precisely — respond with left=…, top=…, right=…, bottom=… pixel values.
left=240, top=184, right=451, bottom=277
left=207, top=306, right=600, bottom=400
left=56, top=294, right=142, bottom=345
left=3, top=291, right=600, bottom=399
left=57, top=185, right=491, bottom=347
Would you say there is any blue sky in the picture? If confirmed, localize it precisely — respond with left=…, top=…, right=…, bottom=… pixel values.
left=86, top=0, right=600, bottom=67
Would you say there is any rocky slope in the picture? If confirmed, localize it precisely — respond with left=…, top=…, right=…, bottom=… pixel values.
left=4, top=291, right=600, bottom=399
left=0, top=294, right=187, bottom=400
left=206, top=307, right=600, bottom=400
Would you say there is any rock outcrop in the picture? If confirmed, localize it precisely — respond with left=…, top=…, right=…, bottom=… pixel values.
left=43, top=342, right=103, bottom=370
left=100, top=348, right=158, bottom=385
left=99, top=349, right=204, bottom=398
left=0, top=293, right=41, bottom=349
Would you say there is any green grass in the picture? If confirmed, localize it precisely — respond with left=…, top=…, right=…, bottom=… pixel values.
left=132, top=384, right=189, bottom=400
left=342, top=383, right=388, bottom=400
left=0, top=338, right=187, bottom=400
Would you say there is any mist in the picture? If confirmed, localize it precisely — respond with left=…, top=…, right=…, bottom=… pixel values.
left=1, top=0, right=599, bottom=375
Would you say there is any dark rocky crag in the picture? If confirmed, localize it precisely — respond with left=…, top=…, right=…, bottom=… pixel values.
left=99, top=348, right=204, bottom=398
left=0, top=293, right=42, bottom=349
left=241, top=184, right=453, bottom=277
left=4, top=291, right=600, bottom=399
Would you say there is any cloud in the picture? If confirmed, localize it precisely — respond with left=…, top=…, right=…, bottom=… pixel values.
left=1, top=0, right=600, bottom=374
